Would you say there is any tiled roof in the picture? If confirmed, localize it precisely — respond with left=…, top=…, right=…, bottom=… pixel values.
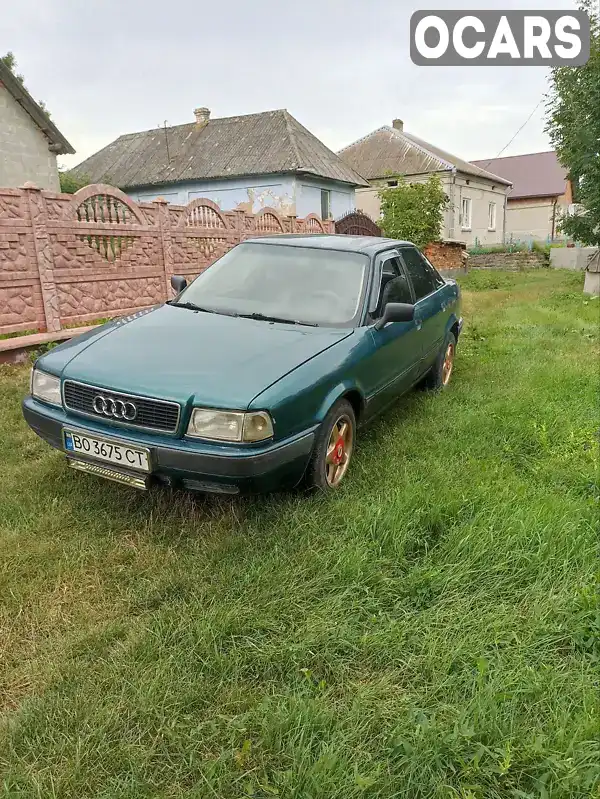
left=0, top=61, right=74, bottom=155
left=70, top=110, right=368, bottom=189
left=471, top=151, right=569, bottom=199
left=338, top=126, right=511, bottom=185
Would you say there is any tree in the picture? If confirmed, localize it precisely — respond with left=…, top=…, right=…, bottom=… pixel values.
left=546, top=2, right=600, bottom=245
left=59, top=170, right=89, bottom=194
left=378, top=175, right=450, bottom=249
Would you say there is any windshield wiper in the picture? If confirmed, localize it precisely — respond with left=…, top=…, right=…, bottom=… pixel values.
left=167, top=301, right=217, bottom=314
left=237, top=312, right=318, bottom=327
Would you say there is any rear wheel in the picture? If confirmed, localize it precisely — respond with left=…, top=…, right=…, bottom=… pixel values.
left=305, top=399, right=356, bottom=491
left=419, top=331, right=457, bottom=391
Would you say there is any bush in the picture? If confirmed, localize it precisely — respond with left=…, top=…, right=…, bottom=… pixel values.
left=378, top=175, right=449, bottom=249
left=59, top=171, right=90, bottom=194
left=468, top=242, right=530, bottom=255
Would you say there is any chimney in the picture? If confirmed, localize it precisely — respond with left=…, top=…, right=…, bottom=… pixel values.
left=194, top=107, right=210, bottom=125
left=392, top=118, right=404, bottom=132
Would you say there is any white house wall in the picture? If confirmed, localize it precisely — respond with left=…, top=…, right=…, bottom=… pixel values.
left=296, top=177, right=355, bottom=219
left=354, top=172, right=507, bottom=245
left=0, top=83, right=60, bottom=191
left=505, top=196, right=569, bottom=241
left=128, top=174, right=357, bottom=219
left=129, top=174, right=297, bottom=214
left=449, top=174, right=508, bottom=245
left=354, top=187, right=381, bottom=221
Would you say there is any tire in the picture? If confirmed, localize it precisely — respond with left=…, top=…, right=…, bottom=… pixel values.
left=305, top=399, right=356, bottom=491
left=419, top=331, right=457, bottom=391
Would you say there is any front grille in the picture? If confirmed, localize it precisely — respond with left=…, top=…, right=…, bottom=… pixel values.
left=63, top=380, right=180, bottom=434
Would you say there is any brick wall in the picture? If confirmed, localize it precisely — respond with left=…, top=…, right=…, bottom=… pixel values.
left=0, top=183, right=333, bottom=337
left=468, top=251, right=546, bottom=270
left=424, top=240, right=466, bottom=272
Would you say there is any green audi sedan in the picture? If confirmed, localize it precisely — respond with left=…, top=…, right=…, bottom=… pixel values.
left=23, top=235, right=462, bottom=494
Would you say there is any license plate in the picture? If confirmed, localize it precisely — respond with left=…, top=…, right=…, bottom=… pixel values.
left=63, top=430, right=150, bottom=472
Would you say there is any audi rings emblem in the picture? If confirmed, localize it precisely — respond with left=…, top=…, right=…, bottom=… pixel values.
left=92, top=394, right=137, bottom=421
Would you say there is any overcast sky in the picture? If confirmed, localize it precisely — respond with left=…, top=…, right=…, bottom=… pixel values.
left=3, top=0, right=583, bottom=170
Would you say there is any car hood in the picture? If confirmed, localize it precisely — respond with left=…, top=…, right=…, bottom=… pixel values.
left=49, top=305, right=351, bottom=408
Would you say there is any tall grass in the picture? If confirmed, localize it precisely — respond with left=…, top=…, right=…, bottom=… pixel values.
left=0, top=269, right=598, bottom=798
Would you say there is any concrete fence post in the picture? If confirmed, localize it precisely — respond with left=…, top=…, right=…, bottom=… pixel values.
left=153, top=198, right=174, bottom=299
left=233, top=209, right=246, bottom=244
left=22, top=182, right=61, bottom=333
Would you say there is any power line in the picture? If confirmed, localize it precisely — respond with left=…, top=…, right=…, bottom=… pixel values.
left=479, top=97, right=545, bottom=169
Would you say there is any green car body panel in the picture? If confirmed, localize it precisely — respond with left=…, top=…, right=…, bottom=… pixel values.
left=23, top=235, right=462, bottom=494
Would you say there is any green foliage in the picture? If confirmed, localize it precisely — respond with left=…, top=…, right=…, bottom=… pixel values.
left=546, top=2, right=600, bottom=246
left=468, top=240, right=562, bottom=260
left=1, top=50, right=51, bottom=118
left=0, top=270, right=598, bottom=797
left=59, top=170, right=90, bottom=194
left=468, top=242, right=530, bottom=256
left=378, top=175, right=450, bottom=248
left=1, top=51, right=24, bottom=85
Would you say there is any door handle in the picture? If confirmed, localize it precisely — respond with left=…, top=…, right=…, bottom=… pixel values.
left=415, top=318, right=422, bottom=331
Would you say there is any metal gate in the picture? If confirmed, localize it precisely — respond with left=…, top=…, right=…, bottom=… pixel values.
left=334, top=210, right=381, bottom=237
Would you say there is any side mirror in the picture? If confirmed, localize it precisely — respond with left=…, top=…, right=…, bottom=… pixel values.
left=171, top=275, right=187, bottom=294
left=374, top=302, right=415, bottom=330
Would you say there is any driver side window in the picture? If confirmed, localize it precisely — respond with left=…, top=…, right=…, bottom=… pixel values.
left=374, top=255, right=413, bottom=317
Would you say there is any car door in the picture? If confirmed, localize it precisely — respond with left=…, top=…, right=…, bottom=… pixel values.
left=398, top=246, right=448, bottom=374
left=364, top=250, right=422, bottom=416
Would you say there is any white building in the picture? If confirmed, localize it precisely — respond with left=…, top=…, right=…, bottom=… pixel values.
left=0, top=60, right=74, bottom=191
left=338, top=119, right=512, bottom=246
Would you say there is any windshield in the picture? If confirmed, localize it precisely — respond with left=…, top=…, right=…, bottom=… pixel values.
left=175, top=242, right=369, bottom=327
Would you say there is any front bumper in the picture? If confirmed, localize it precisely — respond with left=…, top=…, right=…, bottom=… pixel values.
left=22, top=397, right=316, bottom=494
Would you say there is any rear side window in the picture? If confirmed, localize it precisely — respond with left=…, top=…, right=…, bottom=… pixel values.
left=400, top=247, right=441, bottom=300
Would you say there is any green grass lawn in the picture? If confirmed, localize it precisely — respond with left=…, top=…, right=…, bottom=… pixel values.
left=0, top=269, right=598, bottom=798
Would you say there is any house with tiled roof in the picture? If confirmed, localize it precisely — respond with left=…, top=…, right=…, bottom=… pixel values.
left=338, top=119, right=512, bottom=245
left=471, top=151, right=572, bottom=241
left=70, top=108, right=367, bottom=219
left=0, top=60, right=74, bottom=191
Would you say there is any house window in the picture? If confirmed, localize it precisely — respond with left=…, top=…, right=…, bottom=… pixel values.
left=461, top=197, right=472, bottom=230
left=488, top=202, right=497, bottom=231
left=320, top=189, right=331, bottom=220
left=387, top=180, right=398, bottom=187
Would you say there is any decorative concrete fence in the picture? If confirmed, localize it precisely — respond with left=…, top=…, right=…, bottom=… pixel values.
left=0, top=183, right=333, bottom=337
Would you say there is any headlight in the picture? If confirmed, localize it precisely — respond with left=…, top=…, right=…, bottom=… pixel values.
left=31, top=369, right=62, bottom=406
left=186, top=409, right=273, bottom=442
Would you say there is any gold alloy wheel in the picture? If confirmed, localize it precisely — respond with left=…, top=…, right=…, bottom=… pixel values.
left=442, top=342, right=455, bottom=386
left=325, top=414, right=353, bottom=487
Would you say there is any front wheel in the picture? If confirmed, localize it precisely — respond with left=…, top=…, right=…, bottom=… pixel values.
left=305, top=399, right=356, bottom=491
left=419, top=331, right=457, bottom=391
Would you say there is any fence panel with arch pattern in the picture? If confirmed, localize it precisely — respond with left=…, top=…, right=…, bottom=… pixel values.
left=0, top=184, right=333, bottom=336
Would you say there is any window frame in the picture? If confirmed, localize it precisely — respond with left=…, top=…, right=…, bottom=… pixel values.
left=320, top=189, right=331, bottom=220
left=488, top=201, right=497, bottom=231
left=461, top=196, right=472, bottom=231
left=368, top=249, right=415, bottom=318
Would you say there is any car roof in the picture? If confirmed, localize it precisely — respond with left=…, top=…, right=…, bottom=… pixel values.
left=243, top=233, right=414, bottom=256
